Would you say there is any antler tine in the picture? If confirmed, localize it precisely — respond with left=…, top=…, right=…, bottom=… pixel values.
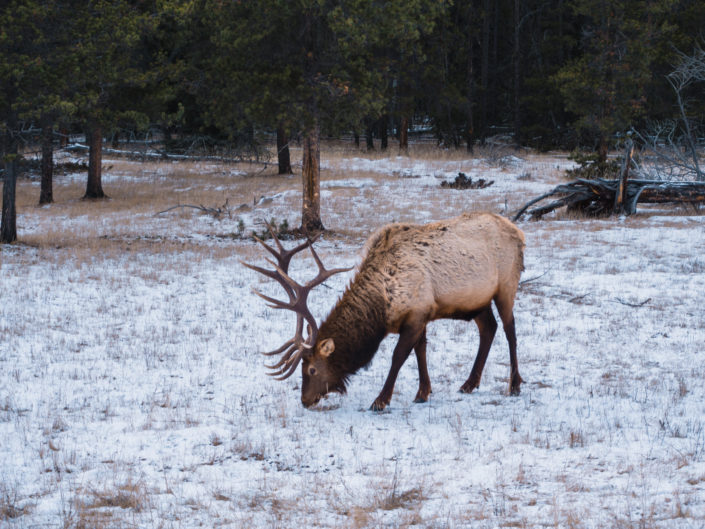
left=263, top=314, right=305, bottom=362
left=268, top=351, right=303, bottom=380
left=251, top=288, right=295, bottom=310
left=253, top=228, right=313, bottom=274
left=264, top=342, right=300, bottom=370
left=261, top=338, right=296, bottom=357
left=264, top=222, right=284, bottom=252
left=241, top=260, right=288, bottom=286
left=243, top=254, right=300, bottom=307
left=266, top=222, right=321, bottom=251
left=305, top=242, right=354, bottom=289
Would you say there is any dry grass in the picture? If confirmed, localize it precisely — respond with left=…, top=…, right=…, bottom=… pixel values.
left=1, top=481, right=30, bottom=522
left=5, top=141, right=482, bottom=260
left=79, top=479, right=150, bottom=512
left=7, top=141, right=697, bottom=261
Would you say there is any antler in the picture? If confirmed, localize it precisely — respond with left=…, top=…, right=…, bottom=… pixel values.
left=241, top=224, right=352, bottom=380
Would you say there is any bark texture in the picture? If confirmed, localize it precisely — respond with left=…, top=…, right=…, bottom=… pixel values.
left=1, top=152, right=18, bottom=243
left=40, top=119, right=54, bottom=205
left=276, top=125, right=292, bottom=174
left=301, top=125, right=324, bottom=234
left=84, top=124, right=106, bottom=199
left=399, top=116, right=409, bottom=152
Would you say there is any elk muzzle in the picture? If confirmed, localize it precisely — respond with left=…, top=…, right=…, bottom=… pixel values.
left=301, top=393, right=323, bottom=408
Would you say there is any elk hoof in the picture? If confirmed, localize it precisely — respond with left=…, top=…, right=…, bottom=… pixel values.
left=413, top=389, right=430, bottom=403
left=459, top=382, right=477, bottom=394
left=510, top=374, right=523, bottom=396
left=369, top=400, right=387, bottom=412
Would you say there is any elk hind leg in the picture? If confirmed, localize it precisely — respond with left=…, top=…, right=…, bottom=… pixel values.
left=459, top=305, right=497, bottom=394
left=413, top=327, right=431, bottom=403
left=494, top=293, right=522, bottom=395
left=371, top=320, right=425, bottom=412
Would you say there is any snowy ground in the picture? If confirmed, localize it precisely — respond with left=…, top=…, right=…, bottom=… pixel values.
left=1, top=147, right=704, bottom=528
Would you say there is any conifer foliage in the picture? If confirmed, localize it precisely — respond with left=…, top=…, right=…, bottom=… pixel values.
left=1, top=0, right=704, bottom=240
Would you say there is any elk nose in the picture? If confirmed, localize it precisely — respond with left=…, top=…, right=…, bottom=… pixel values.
left=301, top=395, right=320, bottom=408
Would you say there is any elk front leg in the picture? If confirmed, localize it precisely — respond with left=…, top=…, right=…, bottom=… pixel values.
left=460, top=306, right=497, bottom=393
left=413, top=327, right=432, bottom=403
left=371, top=322, right=424, bottom=412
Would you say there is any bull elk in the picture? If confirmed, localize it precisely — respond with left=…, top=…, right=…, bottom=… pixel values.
left=243, top=212, right=525, bottom=411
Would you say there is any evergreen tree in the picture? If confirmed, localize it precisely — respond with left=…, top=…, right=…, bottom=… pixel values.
left=65, top=0, right=154, bottom=199
left=554, top=0, right=678, bottom=164
left=11, top=1, right=77, bottom=205
left=0, top=1, right=66, bottom=240
left=205, top=0, right=445, bottom=233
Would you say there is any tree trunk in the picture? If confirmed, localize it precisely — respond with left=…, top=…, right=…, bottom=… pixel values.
left=40, top=118, right=54, bottom=205
left=513, top=0, right=523, bottom=148
left=84, top=124, right=106, bottom=199
left=480, top=0, right=491, bottom=141
left=379, top=115, right=388, bottom=150
left=1, top=136, right=18, bottom=243
left=59, top=125, right=68, bottom=148
left=365, top=123, right=374, bottom=151
left=491, top=0, right=499, bottom=124
left=597, top=136, right=609, bottom=176
left=614, top=140, right=634, bottom=214
left=301, top=124, right=324, bottom=234
left=399, top=116, right=409, bottom=153
left=353, top=131, right=360, bottom=148
left=465, top=3, right=475, bottom=153
left=276, top=125, right=292, bottom=174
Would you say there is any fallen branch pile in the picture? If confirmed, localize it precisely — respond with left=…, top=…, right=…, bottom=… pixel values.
left=441, top=172, right=494, bottom=189
left=513, top=178, right=705, bottom=221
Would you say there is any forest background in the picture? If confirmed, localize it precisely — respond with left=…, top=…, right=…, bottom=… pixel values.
left=1, top=0, right=704, bottom=239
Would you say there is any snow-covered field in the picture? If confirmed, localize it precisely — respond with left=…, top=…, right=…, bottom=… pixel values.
left=1, top=147, right=704, bottom=528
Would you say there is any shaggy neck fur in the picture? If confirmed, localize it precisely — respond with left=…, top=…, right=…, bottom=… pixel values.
left=317, top=272, right=388, bottom=391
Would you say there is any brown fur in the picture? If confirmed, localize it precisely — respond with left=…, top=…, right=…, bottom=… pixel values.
left=301, top=212, right=526, bottom=410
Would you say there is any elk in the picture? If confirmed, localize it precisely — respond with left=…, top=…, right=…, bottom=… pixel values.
left=243, top=212, right=525, bottom=411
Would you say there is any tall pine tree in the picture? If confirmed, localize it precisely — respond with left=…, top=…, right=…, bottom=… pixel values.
left=204, top=0, right=445, bottom=233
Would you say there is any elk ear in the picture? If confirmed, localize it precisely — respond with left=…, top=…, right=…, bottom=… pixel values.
left=319, top=338, right=335, bottom=357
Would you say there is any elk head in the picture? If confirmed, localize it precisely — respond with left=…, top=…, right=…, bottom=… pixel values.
left=241, top=226, right=352, bottom=408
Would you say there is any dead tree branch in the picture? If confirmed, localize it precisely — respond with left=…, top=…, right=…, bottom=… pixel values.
left=633, top=46, right=704, bottom=182
left=156, top=199, right=231, bottom=219
left=610, top=297, right=652, bottom=308
left=513, top=178, right=705, bottom=221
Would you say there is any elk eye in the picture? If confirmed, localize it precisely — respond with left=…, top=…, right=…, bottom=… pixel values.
left=309, top=367, right=317, bottom=376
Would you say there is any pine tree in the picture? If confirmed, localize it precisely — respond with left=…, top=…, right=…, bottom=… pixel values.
left=0, top=1, right=70, bottom=240
left=554, top=0, right=678, bottom=164
left=65, top=0, right=153, bottom=199
left=204, top=0, right=445, bottom=233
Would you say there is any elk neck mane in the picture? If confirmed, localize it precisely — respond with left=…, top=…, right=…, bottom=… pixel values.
left=317, top=263, right=389, bottom=389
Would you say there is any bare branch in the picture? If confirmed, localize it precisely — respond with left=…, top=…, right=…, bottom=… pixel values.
left=609, top=297, right=652, bottom=308
left=155, top=200, right=231, bottom=219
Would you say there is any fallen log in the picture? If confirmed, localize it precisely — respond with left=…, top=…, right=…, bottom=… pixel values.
left=513, top=178, right=705, bottom=221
